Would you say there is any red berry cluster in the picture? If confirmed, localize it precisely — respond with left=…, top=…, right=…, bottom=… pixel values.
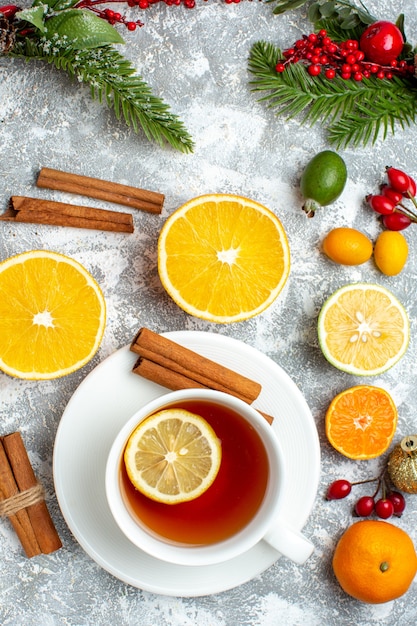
left=77, top=0, right=241, bottom=20
left=275, top=30, right=414, bottom=81
left=326, top=474, right=406, bottom=520
left=366, top=166, right=417, bottom=231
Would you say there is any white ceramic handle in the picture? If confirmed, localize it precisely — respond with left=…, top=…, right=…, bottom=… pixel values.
left=263, top=518, right=314, bottom=564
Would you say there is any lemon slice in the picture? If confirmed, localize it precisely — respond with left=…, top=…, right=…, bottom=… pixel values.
left=318, top=283, right=409, bottom=376
left=0, top=250, right=106, bottom=380
left=157, top=194, right=290, bottom=323
left=124, top=409, right=222, bottom=504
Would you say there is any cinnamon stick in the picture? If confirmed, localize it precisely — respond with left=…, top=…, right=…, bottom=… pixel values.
left=1, top=196, right=134, bottom=233
left=133, top=357, right=274, bottom=425
left=130, top=328, right=274, bottom=423
left=0, top=440, right=41, bottom=558
left=1, top=433, right=61, bottom=555
left=37, top=167, right=164, bottom=214
left=131, top=327, right=261, bottom=405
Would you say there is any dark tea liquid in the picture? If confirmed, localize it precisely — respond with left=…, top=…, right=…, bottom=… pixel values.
left=120, top=400, right=270, bottom=546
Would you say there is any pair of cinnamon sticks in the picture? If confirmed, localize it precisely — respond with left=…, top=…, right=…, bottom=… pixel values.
left=130, top=328, right=274, bottom=424
left=0, top=167, right=165, bottom=233
left=0, top=432, right=61, bottom=557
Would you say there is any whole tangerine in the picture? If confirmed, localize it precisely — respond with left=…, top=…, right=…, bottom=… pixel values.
left=322, top=227, right=373, bottom=266
left=332, top=520, right=417, bottom=604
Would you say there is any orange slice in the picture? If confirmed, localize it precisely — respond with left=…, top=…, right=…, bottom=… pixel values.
left=157, top=194, right=290, bottom=323
left=124, top=409, right=222, bottom=504
left=318, top=283, right=409, bottom=376
left=0, top=250, right=106, bottom=379
left=325, top=385, right=398, bottom=459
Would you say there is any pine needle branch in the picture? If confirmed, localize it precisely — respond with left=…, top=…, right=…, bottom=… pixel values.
left=10, top=38, right=194, bottom=153
left=248, top=40, right=417, bottom=148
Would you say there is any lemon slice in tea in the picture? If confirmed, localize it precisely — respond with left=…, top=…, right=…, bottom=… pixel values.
left=318, top=283, right=409, bottom=376
left=124, top=409, right=222, bottom=504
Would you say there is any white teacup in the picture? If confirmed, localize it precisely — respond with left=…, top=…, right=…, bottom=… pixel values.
left=105, top=389, right=314, bottom=566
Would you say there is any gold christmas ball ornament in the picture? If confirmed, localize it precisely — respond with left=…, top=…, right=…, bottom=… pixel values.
left=388, top=435, right=417, bottom=494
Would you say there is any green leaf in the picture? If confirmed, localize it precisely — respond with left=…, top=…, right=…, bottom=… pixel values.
left=45, top=10, right=125, bottom=49
left=268, top=0, right=309, bottom=16
left=16, top=6, right=46, bottom=33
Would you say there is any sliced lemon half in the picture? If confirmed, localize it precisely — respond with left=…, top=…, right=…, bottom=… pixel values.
left=124, top=409, right=222, bottom=504
left=318, top=283, right=409, bottom=376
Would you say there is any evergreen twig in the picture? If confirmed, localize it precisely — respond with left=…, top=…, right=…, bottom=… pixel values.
left=248, top=40, right=417, bottom=149
left=10, top=38, right=194, bottom=153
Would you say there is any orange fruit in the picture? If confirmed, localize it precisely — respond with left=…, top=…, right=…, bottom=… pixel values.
left=317, top=283, right=409, bottom=376
left=333, top=520, right=417, bottom=603
left=325, top=385, right=397, bottom=459
left=322, top=227, right=373, bottom=265
left=0, top=250, right=106, bottom=380
left=124, top=408, right=222, bottom=504
left=374, top=230, right=408, bottom=276
left=157, top=194, right=290, bottom=323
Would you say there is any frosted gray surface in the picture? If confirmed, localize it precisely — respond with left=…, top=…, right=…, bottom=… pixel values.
left=1, top=0, right=417, bottom=624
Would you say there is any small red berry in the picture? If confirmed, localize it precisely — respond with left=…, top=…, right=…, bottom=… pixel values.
left=325, top=68, right=336, bottom=79
left=387, top=491, right=406, bottom=516
left=326, top=479, right=352, bottom=500
left=353, top=72, right=363, bottom=81
left=375, top=498, right=394, bottom=519
left=275, top=63, right=286, bottom=73
left=0, top=4, right=19, bottom=18
left=126, top=21, right=137, bottom=30
left=382, top=212, right=412, bottom=231
left=308, top=64, right=321, bottom=76
left=354, top=496, right=375, bottom=517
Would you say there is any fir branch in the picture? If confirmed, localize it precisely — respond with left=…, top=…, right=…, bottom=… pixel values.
left=248, top=40, right=417, bottom=148
left=10, top=38, right=194, bottom=153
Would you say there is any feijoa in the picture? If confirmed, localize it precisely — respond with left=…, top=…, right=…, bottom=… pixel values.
left=300, top=151, right=347, bottom=217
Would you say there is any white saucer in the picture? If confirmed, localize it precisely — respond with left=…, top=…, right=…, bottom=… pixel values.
left=53, top=331, right=320, bottom=597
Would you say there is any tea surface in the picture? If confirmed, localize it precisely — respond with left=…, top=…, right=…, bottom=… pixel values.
left=120, top=400, right=269, bottom=545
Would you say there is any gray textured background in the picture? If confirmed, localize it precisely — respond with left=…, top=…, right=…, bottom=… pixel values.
left=1, top=0, right=417, bottom=623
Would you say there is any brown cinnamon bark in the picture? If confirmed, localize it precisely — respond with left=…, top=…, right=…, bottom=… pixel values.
left=2, top=196, right=134, bottom=233
left=130, top=328, right=274, bottom=424
left=37, top=167, right=164, bottom=214
left=0, top=440, right=41, bottom=558
left=1, top=433, right=62, bottom=555
left=131, top=328, right=261, bottom=405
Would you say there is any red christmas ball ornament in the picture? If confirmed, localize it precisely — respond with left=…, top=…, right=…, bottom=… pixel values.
left=359, top=21, right=404, bottom=65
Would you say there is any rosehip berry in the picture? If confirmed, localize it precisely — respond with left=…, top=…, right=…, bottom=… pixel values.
left=326, top=479, right=352, bottom=500
left=387, top=491, right=406, bottom=516
left=375, top=498, right=395, bottom=519
left=386, top=167, right=412, bottom=193
left=382, top=212, right=412, bottom=231
left=407, top=175, right=417, bottom=197
left=354, top=496, right=375, bottom=517
left=367, top=194, right=396, bottom=215
left=380, top=184, right=403, bottom=205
